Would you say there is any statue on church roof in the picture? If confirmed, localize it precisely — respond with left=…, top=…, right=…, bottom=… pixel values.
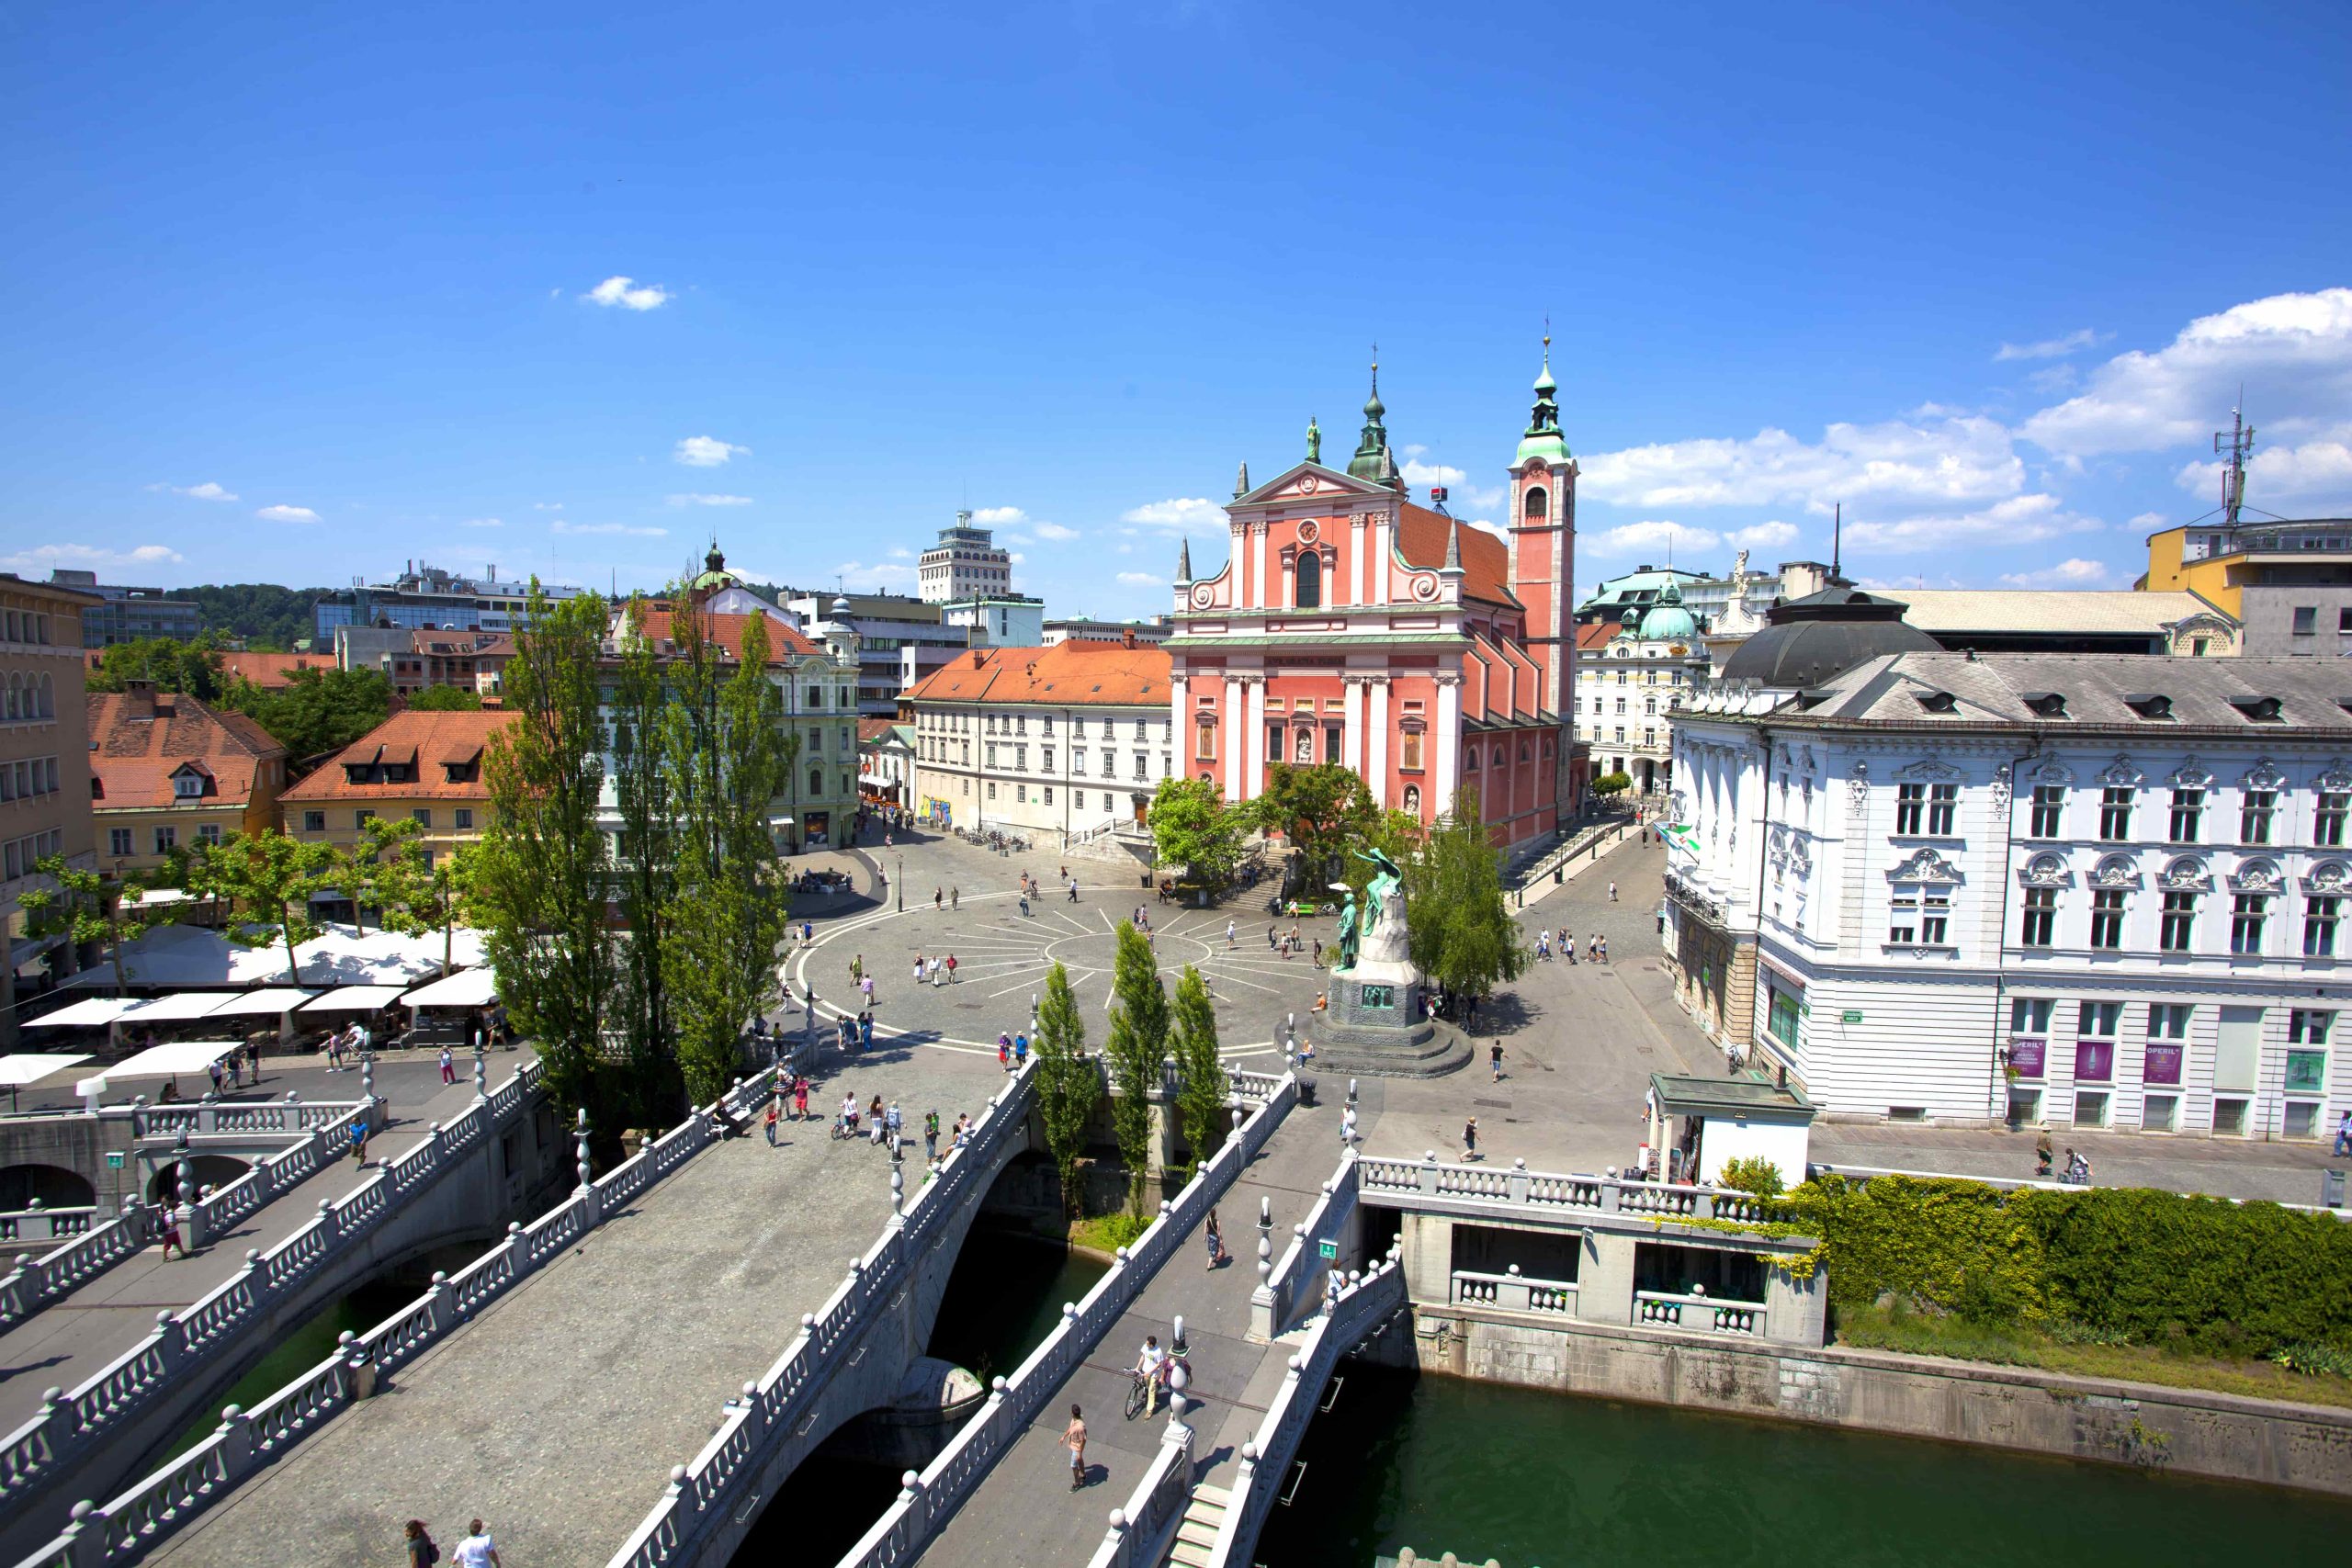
left=1306, top=416, right=1321, bottom=466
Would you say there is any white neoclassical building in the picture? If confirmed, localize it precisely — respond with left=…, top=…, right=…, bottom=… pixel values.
left=1666, top=630, right=2352, bottom=1144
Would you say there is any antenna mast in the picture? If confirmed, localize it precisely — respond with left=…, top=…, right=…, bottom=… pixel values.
left=2214, top=402, right=2256, bottom=526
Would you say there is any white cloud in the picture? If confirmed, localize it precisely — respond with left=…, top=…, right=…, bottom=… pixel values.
left=149, top=481, right=237, bottom=502
left=1728, top=520, right=1801, bottom=548
left=2175, top=424, right=2352, bottom=508
left=1115, top=570, right=1163, bottom=586
left=2024, top=364, right=2079, bottom=395
left=1121, top=497, right=1226, bottom=533
left=0, top=542, right=185, bottom=572
left=886, top=546, right=914, bottom=559
left=551, top=521, right=668, bottom=537
left=1580, top=414, right=2025, bottom=514
left=1008, top=551, right=1026, bottom=565
left=584, top=276, right=673, bottom=311
left=833, top=560, right=916, bottom=584
left=2127, top=511, right=2169, bottom=532
left=673, top=435, right=748, bottom=468
left=2020, top=288, right=2352, bottom=457
left=533, top=502, right=564, bottom=512
left=1841, top=493, right=2101, bottom=552
left=255, top=504, right=321, bottom=524
left=1998, top=558, right=2110, bottom=587
left=1995, top=329, right=2105, bottom=362
left=1585, top=519, right=1723, bottom=556
left=969, top=505, right=1027, bottom=525
left=1401, top=458, right=1466, bottom=489
left=667, top=493, right=753, bottom=507
left=1032, top=521, right=1080, bottom=541
left=461, top=517, right=503, bottom=529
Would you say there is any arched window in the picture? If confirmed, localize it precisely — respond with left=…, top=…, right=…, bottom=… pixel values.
left=808, top=765, right=824, bottom=796
left=1523, top=487, right=1548, bottom=523
left=1491, top=744, right=1507, bottom=768
left=1295, top=550, right=1322, bottom=609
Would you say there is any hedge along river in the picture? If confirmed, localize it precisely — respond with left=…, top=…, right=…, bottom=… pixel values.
left=1254, top=1362, right=2350, bottom=1567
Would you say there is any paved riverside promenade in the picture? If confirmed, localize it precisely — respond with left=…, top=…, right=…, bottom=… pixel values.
left=913, top=1091, right=1371, bottom=1567
left=0, top=1057, right=514, bottom=1438
left=148, top=1043, right=1004, bottom=1567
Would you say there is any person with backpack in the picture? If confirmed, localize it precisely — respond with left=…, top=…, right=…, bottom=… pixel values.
left=404, top=1520, right=440, bottom=1566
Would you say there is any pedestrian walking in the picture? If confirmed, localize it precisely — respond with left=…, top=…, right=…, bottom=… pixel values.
left=1020, top=892, right=1032, bottom=917
left=403, top=1520, right=438, bottom=1568
left=1068, top=877, right=1080, bottom=902
left=1565, top=933, right=1577, bottom=964
left=209, top=1058, right=224, bottom=1096
left=351, top=1119, right=369, bottom=1167
left=1463, top=1116, right=1479, bottom=1161
left=851, top=954, right=865, bottom=983
left=933, top=888, right=944, bottom=910
left=946, top=953, right=958, bottom=983
left=1609, top=880, right=1618, bottom=902
left=452, top=1520, right=501, bottom=1567
left=1064, top=1405, right=1088, bottom=1490
left=925, top=1109, right=940, bottom=1160
left=764, top=1100, right=781, bottom=1146
left=1340, top=1103, right=1358, bottom=1146
left=2034, top=1127, right=2053, bottom=1177
left=1014, top=1032, right=1030, bottom=1068
left=1490, top=1040, right=1504, bottom=1081
left=951, top=886, right=960, bottom=910
left=860, top=1013, right=875, bottom=1051
left=438, top=1045, right=456, bottom=1085
left=862, top=974, right=876, bottom=1004
left=1226, top=919, right=1236, bottom=948
left=2338, top=1111, right=2352, bottom=1158
left=999, top=1035, right=1012, bottom=1071
left=158, top=1205, right=187, bottom=1259
left=1597, top=934, right=1609, bottom=964
left=1205, top=1206, right=1227, bottom=1269
left=795, top=1077, right=810, bottom=1121
left=1536, top=932, right=1550, bottom=962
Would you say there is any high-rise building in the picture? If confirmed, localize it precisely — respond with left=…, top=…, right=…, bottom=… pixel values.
left=918, top=512, right=1013, bottom=604
left=312, top=560, right=584, bottom=645
left=49, top=570, right=201, bottom=647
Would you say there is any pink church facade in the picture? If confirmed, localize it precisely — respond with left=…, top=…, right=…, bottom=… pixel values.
left=1168, top=355, right=1582, bottom=846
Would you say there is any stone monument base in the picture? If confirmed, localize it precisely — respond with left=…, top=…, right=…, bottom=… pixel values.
left=1307, top=963, right=1468, bottom=1077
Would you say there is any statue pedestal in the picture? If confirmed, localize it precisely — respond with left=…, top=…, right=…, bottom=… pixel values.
left=1311, top=960, right=1468, bottom=1078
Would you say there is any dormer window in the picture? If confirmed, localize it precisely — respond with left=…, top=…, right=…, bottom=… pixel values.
left=2022, top=692, right=2068, bottom=718
left=1915, top=689, right=1958, bottom=714
left=2122, top=694, right=2173, bottom=719
left=174, top=773, right=202, bottom=799
left=2229, top=694, right=2284, bottom=723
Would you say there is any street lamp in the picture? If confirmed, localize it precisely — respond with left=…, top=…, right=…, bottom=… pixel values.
left=895, top=852, right=904, bottom=913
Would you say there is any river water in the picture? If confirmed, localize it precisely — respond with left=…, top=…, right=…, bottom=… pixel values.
left=1255, top=1362, right=2346, bottom=1566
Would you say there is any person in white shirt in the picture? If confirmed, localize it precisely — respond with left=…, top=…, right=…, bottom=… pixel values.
left=453, top=1520, right=501, bottom=1567
left=1133, top=1335, right=1169, bottom=1415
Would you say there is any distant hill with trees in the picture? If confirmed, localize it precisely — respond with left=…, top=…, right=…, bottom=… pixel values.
left=179, top=584, right=332, bottom=649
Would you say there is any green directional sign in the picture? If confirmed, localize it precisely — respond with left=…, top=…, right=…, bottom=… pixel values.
left=1318, top=1239, right=1339, bottom=1260
left=1841, top=1010, right=1863, bottom=1024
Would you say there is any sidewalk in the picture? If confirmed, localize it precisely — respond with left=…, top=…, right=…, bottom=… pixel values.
left=0, top=1070, right=504, bottom=1432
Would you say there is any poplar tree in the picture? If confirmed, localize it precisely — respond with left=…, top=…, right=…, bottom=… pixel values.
left=1407, top=788, right=1532, bottom=1002
left=1033, top=960, right=1098, bottom=1217
left=609, top=594, right=676, bottom=1110
left=1170, top=964, right=1227, bottom=1173
left=473, top=586, right=614, bottom=1121
left=1104, top=922, right=1170, bottom=1213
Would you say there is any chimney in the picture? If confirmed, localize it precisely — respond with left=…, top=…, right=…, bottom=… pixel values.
left=124, top=679, right=157, bottom=721
left=1121, top=627, right=1136, bottom=649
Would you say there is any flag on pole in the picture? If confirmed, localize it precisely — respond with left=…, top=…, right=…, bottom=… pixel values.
left=1658, top=821, right=1701, bottom=855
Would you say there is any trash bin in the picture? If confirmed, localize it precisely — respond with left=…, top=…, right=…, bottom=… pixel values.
left=2324, top=1168, right=2346, bottom=1209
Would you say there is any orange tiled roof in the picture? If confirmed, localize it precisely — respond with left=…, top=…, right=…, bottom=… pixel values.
left=902, top=638, right=1170, bottom=708
left=87, top=691, right=286, bottom=811
left=1395, top=505, right=1519, bottom=609
left=217, top=651, right=338, bottom=688
left=1575, top=621, right=1624, bottom=652
left=633, top=609, right=822, bottom=662
left=281, top=709, right=519, bottom=802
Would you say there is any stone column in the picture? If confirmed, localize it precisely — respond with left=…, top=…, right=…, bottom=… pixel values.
left=1434, top=673, right=1462, bottom=806
left=1253, top=523, right=1270, bottom=612
left=1244, top=677, right=1267, bottom=799
left=1575, top=1229, right=1637, bottom=1326
left=1351, top=513, right=1369, bottom=606
left=1222, top=676, right=1243, bottom=802
left=1342, top=677, right=1366, bottom=773
left=1365, top=677, right=1390, bottom=807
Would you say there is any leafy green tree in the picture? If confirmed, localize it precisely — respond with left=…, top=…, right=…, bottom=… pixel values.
left=367, top=835, right=481, bottom=976
left=1103, top=922, right=1170, bottom=1214
left=472, top=586, right=616, bottom=1122
left=1590, top=771, right=1633, bottom=797
left=608, top=596, right=675, bottom=1103
left=178, top=584, right=332, bottom=649
left=1148, top=775, right=1244, bottom=886
left=85, top=636, right=227, bottom=700
left=659, top=600, right=791, bottom=1106
left=1170, top=965, right=1226, bottom=1173
left=220, top=666, right=392, bottom=761
left=1033, top=961, right=1099, bottom=1217
left=184, top=829, right=341, bottom=986
left=1400, top=788, right=1530, bottom=1003
left=344, top=813, right=425, bottom=933
left=1252, top=762, right=1376, bottom=892
left=17, top=858, right=179, bottom=999
left=404, top=684, right=482, bottom=711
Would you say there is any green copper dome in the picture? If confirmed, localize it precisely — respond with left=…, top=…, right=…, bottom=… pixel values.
left=1636, top=579, right=1699, bottom=642
left=1516, top=336, right=1570, bottom=466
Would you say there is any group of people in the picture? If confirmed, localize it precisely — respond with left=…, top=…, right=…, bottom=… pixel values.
left=828, top=1090, right=971, bottom=1162
left=1532, top=927, right=1607, bottom=964
left=2032, top=1131, right=2095, bottom=1185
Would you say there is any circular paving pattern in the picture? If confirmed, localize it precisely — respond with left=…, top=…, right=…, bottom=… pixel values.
left=785, top=887, right=1340, bottom=1061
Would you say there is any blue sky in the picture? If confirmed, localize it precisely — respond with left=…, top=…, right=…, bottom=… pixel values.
left=6, top=1, right=2351, bottom=620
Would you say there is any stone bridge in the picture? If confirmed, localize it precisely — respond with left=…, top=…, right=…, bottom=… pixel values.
left=0, top=1057, right=562, bottom=1563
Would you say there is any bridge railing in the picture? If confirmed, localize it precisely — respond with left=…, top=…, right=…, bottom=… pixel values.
left=0, top=1096, right=385, bottom=1337
left=0, top=1057, right=552, bottom=1548
left=1354, top=1153, right=1781, bottom=1225
left=1253, top=1150, right=1359, bottom=1341
left=1085, top=1424, right=1194, bottom=1568
left=17, top=1056, right=789, bottom=1568
left=1205, top=1246, right=1408, bottom=1568
left=821, top=1073, right=1299, bottom=1568
left=604, top=1055, right=1046, bottom=1568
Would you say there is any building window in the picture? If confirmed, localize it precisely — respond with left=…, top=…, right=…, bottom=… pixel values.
left=2231, top=894, right=2268, bottom=954
left=2088, top=888, right=2125, bottom=949
left=2029, top=785, right=2063, bottom=838
left=1100, top=751, right=1115, bottom=778
left=2294, top=605, right=2318, bottom=636
left=173, top=773, right=203, bottom=800
left=2159, top=890, right=2196, bottom=953
left=1889, top=887, right=1918, bottom=943
left=1016, top=784, right=1027, bottom=803
left=2007, top=998, right=2052, bottom=1079
left=303, top=810, right=327, bottom=832
left=2075, top=1001, right=2119, bottom=1088
left=1765, top=985, right=1801, bottom=1048
left=987, top=782, right=997, bottom=800
left=2307, top=896, right=2342, bottom=957
left=456, top=808, right=474, bottom=829
left=1400, top=731, right=1423, bottom=771
left=1523, top=486, right=1547, bottom=522
left=109, top=828, right=132, bottom=856
left=2018, top=886, right=2056, bottom=948
left=1042, top=747, right=1055, bottom=772
left=153, top=826, right=176, bottom=854
left=1043, top=787, right=1053, bottom=805
left=1324, top=726, right=1341, bottom=765
left=2242, top=789, right=2277, bottom=844
left=2168, top=788, right=2203, bottom=843
left=2143, top=1003, right=2188, bottom=1094
left=197, top=823, right=221, bottom=846
left=1925, top=784, right=1956, bottom=835
left=413, top=808, right=432, bottom=827
left=2319, top=793, right=2349, bottom=848
left=1295, top=550, right=1321, bottom=609
left=2098, top=786, right=2132, bottom=841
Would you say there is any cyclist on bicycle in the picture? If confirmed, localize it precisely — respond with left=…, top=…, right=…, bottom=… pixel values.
left=1132, top=1335, right=1170, bottom=1416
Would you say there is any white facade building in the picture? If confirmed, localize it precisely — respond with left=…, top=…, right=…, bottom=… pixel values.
left=1666, top=649, right=2352, bottom=1143
left=918, top=512, right=1014, bottom=604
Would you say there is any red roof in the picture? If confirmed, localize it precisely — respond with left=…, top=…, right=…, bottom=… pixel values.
left=632, top=609, right=821, bottom=662
left=281, top=709, right=519, bottom=802
left=87, top=690, right=286, bottom=810
left=217, top=651, right=338, bottom=688
left=1576, top=621, right=1624, bottom=652
left=902, top=638, right=1170, bottom=708
left=1395, top=506, right=1518, bottom=609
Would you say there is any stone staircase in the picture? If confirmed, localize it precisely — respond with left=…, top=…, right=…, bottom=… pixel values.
left=1165, top=1481, right=1232, bottom=1568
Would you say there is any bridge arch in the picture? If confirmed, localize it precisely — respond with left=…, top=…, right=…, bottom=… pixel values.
left=0, top=1163, right=95, bottom=1210
left=146, top=1154, right=253, bottom=1202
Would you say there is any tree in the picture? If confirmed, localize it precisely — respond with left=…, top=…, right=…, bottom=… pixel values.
left=404, top=684, right=482, bottom=711
left=219, top=666, right=392, bottom=761
left=85, top=635, right=227, bottom=700
left=344, top=813, right=424, bottom=933
left=1033, top=961, right=1099, bottom=1217
left=18, top=858, right=179, bottom=998
left=1170, top=965, right=1226, bottom=1174
left=1103, top=923, right=1170, bottom=1214
left=1591, top=771, right=1634, bottom=797
left=472, top=586, right=615, bottom=1122
left=1401, top=788, right=1531, bottom=1002
left=355, top=818, right=479, bottom=976
left=177, top=583, right=332, bottom=649
left=1252, top=762, right=1376, bottom=893
left=660, top=599, right=791, bottom=1106
left=1148, top=775, right=1244, bottom=886
left=608, top=596, right=676, bottom=1108
left=185, top=829, right=340, bottom=986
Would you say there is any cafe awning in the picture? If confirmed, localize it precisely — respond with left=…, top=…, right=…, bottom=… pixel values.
left=203, top=990, right=321, bottom=1018
left=0, top=1053, right=94, bottom=1089
left=25, top=996, right=150, bottom=1030
left=119, top=992, right=243, bottom=1024
left=400, top=969, right=498, bottom=1009
left=297, top=985, right=413, bottom=1014
left=107, top=1040, right=246, bottom=1078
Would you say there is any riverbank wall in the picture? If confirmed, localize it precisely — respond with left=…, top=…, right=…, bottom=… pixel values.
left=1392, top=1305, right=2352, bottom=1496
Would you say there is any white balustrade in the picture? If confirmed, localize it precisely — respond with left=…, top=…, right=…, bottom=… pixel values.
left=1634, top=1290, right=1763, bottom=1337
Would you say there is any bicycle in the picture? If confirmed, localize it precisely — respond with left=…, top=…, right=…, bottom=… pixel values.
left=831, top=1112, right=862, bottom=1142
left=1123, top=1370, right=1152, bottom=1421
